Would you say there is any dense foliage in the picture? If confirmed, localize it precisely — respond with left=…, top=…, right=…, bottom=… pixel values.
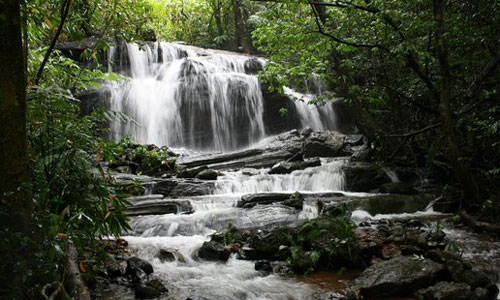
left=252, top=0, right=500, bottom=211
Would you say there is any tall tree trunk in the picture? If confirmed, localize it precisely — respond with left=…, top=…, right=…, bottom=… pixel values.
left=433, top=0, right=479, bottom=208
left=0, top=0, right=32, bottom=296
left=232, top=0, right=251, bottom=53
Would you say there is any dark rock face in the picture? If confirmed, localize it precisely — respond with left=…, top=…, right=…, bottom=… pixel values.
left=303, top=131, right=346, bottom=158
left=255, top=260, right=273, bottom=272
left=195, top=169, right=219, bottom=180
left=461, top=269, right=492, bottom=289
left=135, top=279, right=168, bottom=299
left=244, top=58, right=264, bottom=74
left=342, top=163, right=392, bottom=192
left=379, top=182, right=417, bottom=195
left=247, top=228, right=294, bottom=260
left=158, top=249, right=176, bottom=262
left=352, top=256, right=445, bottom=298
left=126, top=257, right=154, bottom=278
left=415, top=281, right=471, bottom=300
left=282, top=192, right=304, bottom=210
left=268, top=158, right=321, bottom=174
left=126, top=195, right=193, bottom=216
left=177, top=165, right=208, bottom=178
left=238, top=193, right=292, bottom=208
left=198, top=241, right=230, bottom=262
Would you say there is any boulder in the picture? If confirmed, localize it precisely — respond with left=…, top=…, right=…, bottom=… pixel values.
left=198, top=241, right=230, bottom=262
left=379, top=182, right=417, bottom=195
left=283, top=192, right=304, bottom=210
left=158, top=249, right=176, bottom=262
left=135, top=279, right=168, bottom=299
left=352, top=256, right=445, bottom=298
left=195, top=169, right=219, bottom=180
left=238, top=193, right=291, bottom=208
left=126, top=257, right=154, bottom=278
left=470, top=287, right=491, bottom=300
left=342, top=163, right=391, bottom=192
left=243, top=58, right=264, bottom=74
left=303, top=131, right=346, bottom=158
left=460, top=269, right=492, bottom=289
left=415, top=281, right=471, bottom=300
left=247, top=228, right=294, bottom=260
left=242, top=168, right=260, bottom=176
left=177, top=165, right=208, bottom=178
left=255, top=260, right=273, bottom=272
left=268, top=157, right=321, bottom=174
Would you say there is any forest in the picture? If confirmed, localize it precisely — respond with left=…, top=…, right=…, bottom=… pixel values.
left=0, top=0, right=499, bottom=299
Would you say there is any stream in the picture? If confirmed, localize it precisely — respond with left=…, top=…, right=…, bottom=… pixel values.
left=101, top=42, right=500, bottom=300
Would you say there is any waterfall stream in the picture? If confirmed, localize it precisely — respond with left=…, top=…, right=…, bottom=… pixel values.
left=107, top=42, right=338, bottom=151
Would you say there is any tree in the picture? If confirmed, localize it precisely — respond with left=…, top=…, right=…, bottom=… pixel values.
left=0, top=0, right=32, bottom=296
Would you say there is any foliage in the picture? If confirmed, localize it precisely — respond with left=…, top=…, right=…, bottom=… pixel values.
left=253, top=0, right=500, bottom=207
left=287, top=211, right=358, bottom=274
left=100, top=137, right=176, bottom=176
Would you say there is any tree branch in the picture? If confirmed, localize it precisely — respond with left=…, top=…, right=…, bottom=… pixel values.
left=34, top=0, right=72, bottom=85
left=385, top=123, right=442, bottom=138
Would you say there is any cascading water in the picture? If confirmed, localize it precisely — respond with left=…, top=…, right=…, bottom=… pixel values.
left=107, top=42, right=339, bottom=151
left=105, top=42, right=355, bottom=299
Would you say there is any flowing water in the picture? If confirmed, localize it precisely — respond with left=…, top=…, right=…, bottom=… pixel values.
left=107, top=42, right=338, bottom=151
left=103, top=42, right=500, bottom=299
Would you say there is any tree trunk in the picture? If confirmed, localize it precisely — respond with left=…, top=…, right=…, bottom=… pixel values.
left=232, top=0, right=251, bottom=53
left=433, top=0, right=479, bottom=208
left=0, top=0, right=32, bottom=296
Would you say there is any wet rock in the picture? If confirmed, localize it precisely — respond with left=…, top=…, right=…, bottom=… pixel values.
left=342, top=163, right=391, bottom=192
left=255, top=260, right=273, bottom=272
left=415, top=281, right=471, bottom=300
left=126, top=195, right=193, bottom=216
left=379, top=182, right=417, bottom=195
left=238, top=193, right=291, bottom=208
left=346, top=194, right=432, bottom=215
left=460, top=269, right=491, bottom=289
left=242, top=168, right=259, bottom=176
left=244, top=57, right=264, bottom=74
left=269, top=157, right=321, bottom=174
left=186, top=296, right=212, bottom=300
left=283, top=192, right=304, bottom=210
left=303, top=131, right=345, bottom=158
left=381, top=244, right=402, bottom=260
left=352, top=256, right=445, bottom=298
left=485, top=284, right=499, bottom=299
left=158, top=249, right=176, bottom=262
left=247, top=228, right=294, bottom=260
left=126, top=257, right=154, bottom=278
left=300, top=127, right=313, bottom=137
left=195, top=169, right=219, bottom=180
left=198, top=241, right=230, bottom=262
left=135, top=279, right=168, bottom=299
left=470, top=287, right=490, bottom=300
left=168, top=180, right=215, bottom=197
left=177, top=165, right=208, bottom=178
left=445, top=260, right=465, bottom=282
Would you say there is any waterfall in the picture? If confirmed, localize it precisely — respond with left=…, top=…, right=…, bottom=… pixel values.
left=107, top=42, right=338, bottom=151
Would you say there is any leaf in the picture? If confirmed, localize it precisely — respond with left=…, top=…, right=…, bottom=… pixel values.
left=104, top=211, right=111, bottom=220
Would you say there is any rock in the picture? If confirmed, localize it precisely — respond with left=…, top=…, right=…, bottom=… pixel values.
left=343, top=163, right=391, bottom=192
left=126, top=195, right=193, bottom=216
left=255, top=260, right=273, bottom=272
left=352, top=256, right=445, bottom=298
left=198, top=241, right=230, bottom=262
left=303, top=131, right=346, bottom=158
left=158, top=249, right=176, bottom=262
left=415, top=281, right=471, bottom=300
left=300, top=127, right=313, bottom=137
left=247, top=228, right=294, bottom=260
left=485, top=284, right=499, bottom=299
left=177, top=165, right=208, bottom=178
left=269, top=157, right=321, bottom=174
left=135, top=279, right=168, bottom=299
left=195, top=169, right=219, bottom=180
left=445, top=260, right=465, bottom=282
left=242, top=168, right=259, bottom=176
left=126, top=257, right=154, bottom=278
left=381, top=244, right=402, bottom=260
left=460, top=269, right=491, bottom=289
left=238, top=193, right=291, bottom=208
left=186, top=296, right=212, bottom=300
left=346, top=194, right=432, bottom=215
left=470, top=287, right=490, bottom=300
left=243, top=57, right=264, bottom=74
left=379, top=182, right=417, bottom=195
left=283, top=192, right=304, bottom=210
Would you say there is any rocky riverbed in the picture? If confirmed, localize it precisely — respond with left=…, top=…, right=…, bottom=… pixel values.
left=84, top=129, right=500, bottom=300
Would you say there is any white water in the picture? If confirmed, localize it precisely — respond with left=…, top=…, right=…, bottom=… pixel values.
left=107, top=42, right=337, bottom=151
left=105, top=43, right=350, bottom=299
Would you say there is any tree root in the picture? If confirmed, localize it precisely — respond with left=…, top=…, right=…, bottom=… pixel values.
left=460, top=210, right=500, bottom=234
